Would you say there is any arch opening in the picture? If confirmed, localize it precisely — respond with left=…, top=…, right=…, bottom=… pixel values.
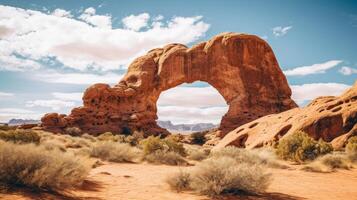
left=156, top=81, right=228, bottom=133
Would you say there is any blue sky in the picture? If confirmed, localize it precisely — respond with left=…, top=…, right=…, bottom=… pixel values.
left=0, top=0, right=356, bottom=124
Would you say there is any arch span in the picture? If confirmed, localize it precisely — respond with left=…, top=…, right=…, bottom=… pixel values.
left=41, top=33, right=297, bottom=136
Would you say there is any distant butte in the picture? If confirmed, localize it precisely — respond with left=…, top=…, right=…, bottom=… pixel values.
left=41, top=32, right=297, bottom=136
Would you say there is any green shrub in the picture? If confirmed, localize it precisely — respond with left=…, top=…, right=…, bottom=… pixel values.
left=140, top=136, right=186, bottom=156
left=90, top=141, right=139, bottom=163
left=166, top=171, right=191, bottom=192
left=276, top=131, right=333, bottom=163
left=144, top=150, right=188, bottom=166
left=0, top=140, right=90, bottom=191
left=64, top=127, right=82, bottom=136
left=190, top=156, right=271, bottom=196
left=0, top=129, right=41, bottom=144
left=190, top=131, right=207, bottom=145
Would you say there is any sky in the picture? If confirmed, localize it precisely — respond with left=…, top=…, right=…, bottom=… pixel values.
left=0, top=0, right=356, bottom=124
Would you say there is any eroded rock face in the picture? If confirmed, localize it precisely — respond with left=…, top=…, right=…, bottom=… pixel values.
left=214, top=82, right=357, bottom=150
left=41, top=32, right=297, bottom=136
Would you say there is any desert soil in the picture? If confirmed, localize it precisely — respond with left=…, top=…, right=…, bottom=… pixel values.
left=1, top=163, right=357, bottom=200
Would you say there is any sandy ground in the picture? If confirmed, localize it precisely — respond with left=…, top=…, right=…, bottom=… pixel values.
left=1, top=163, right=357, bottom=200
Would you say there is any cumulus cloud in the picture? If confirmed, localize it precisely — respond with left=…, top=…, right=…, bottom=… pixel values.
left=0, top=5, right=209, bottom=71
left=291, top=83, right=350, bottom=105
left=339, top=66, right=357, bottom=75
left=51, top=8, right=72, bottom=18
left=33, top=71, right=123, bottom=85
left=25, top=100, right=75, bottom=111
left=52, top=92, right=83, bottom=101
left=0, top=92, right=14, bottom=97
left=284, top=60, right=342, bottom=76
left=122, top=13, right=150, bottom=31
left=272, top=26, right=292, bottom=37
left=157, top=86, right=228, bottom=124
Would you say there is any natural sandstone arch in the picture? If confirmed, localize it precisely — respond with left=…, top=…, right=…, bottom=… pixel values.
left=41, top=32, right=297, bottom=136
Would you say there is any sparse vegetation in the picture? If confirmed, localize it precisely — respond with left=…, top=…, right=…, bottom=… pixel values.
left=190, top=131, right=207, bottom=145
left=301, top=153, right=352, bottom=173
left=0, top=140, right=90, bottom=191
left=0, top=129, right=41, bottom=144
left=64, top=127, right=82, bottom=136
left=187, top=148, right=208, bottom=161
left=190, top=156, right=271, bottom=196
left=166, top=170, right=191, bottom=192
left=144, top=150, right=188, bottom=166
left=140, top=136, right=186, bottom=156
left=90, top=141, right=140, bottom=163
left=346, top=136, right=357, bottom=162
left=276, top=131, right=333, bottom=163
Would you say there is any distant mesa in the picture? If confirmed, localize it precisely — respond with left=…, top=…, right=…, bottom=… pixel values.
left=8, top=119, right=40, bottom=126
left=213, top=81, right=357, bottom=150
left=157, top=120, right=216, bottom=133
left=41, top=32, right=297, bottom=136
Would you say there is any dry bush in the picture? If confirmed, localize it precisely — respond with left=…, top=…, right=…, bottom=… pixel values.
left=81, top=133, right=97, bottom=142
left=210, top=146, right=285, bottom=169
left=0, top=129, right=40, bottom=144
left=166, top=170, right=191, bottom=192
left=346, top=136, right=357, bottom=163
left=90, top=141, right=140, bottom=163
left=190, top=131, right=207, bottom=145
left=65, top=137, right=91, bottom=149
left=0, top=140, right=90, bottom=191
left=276, top=131, right=333, bottom=163
left=144, top=150, right=188, bottom=166
left=97, top=132, right=124, bottom=142
left=189, top=156, right=271, bottom=196
left=301, top=153, right=352, bottom=173
left=140, top=136, right=186, bottom=156
left=0, top=124, right=14, bottom=131
left=186, top=146, right=209, bottom=161
left=64, top=127, right=82, bottom=136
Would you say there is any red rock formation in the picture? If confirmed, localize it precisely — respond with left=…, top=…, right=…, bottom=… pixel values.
left=214, top=82, right=357, bottom=150
left=41, top=32, right=297, bottom=136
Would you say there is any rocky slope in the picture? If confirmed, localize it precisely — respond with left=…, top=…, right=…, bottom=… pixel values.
left=41, top=32, right=297, bottom=136
left=214, top=81, right=357, bottom=150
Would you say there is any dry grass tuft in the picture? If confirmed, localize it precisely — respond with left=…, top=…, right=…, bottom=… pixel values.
left=144, top=150, right=188, bottom=166
left=301, top=153, right=352, bottom=173
left=90, top=141, right=140, bottom=163
left=0, top=129, right=40, bottom=144
left=0, top=140, right=90, bottom=191
left=166, top=170, right=191, bottom=192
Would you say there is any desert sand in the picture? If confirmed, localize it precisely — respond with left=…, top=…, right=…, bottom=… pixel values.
left=2, top=162, right=356, bottom=200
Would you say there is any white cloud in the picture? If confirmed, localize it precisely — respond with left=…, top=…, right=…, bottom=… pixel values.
left=339, top=66, right=357, bottom=75
left=284, top=60, right=342, bottom=76
left=25, top=100, right=75, bottom=111
left=157, top=86, right=228, bottom=124
left=291, top=83, right=350, bottom=105
left=272, top=26, right=292, bottom=37
left=0, top=108, right=41, bottom=122
left=52, top=8, right=72, bottom=18
left=0, top=92, right=14, bottom=97
left=33, top=71, right=123, bottom=85
left=79, top=7, right=112, bottom=29
left=52, top=92, right=83, bottom=101
left=122, top=13, right=150, bottom=31
left=158, top=106, right=227, bottom=124
left=0, top=5, right=209, bottom=71
left=158, top=86, right=227, bottom=107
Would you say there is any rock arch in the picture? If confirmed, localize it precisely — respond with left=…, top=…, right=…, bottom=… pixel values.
left=41, top=33, right=297, bottom=136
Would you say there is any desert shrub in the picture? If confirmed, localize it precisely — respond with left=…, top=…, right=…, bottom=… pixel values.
left=140, top=136, right=186, bottom=156
left=81, top=133, right=97, bottom=142
left=301, top=153, right=351, bottom=173
left=187, top=148, right=208, bottom=161
left=276, top=131, right=333, bottom=163
left=65, top=137, right=91, bottom=149
left=97, top=132, right=125, bottom=142
left=190, top=131, right=207, bottom=145
left=210, top=146, right=285, bottom=168
left=0, top=141, right=90, bottom=191
left=0, top=124, right=14, bottom=131
left=124, top=130, right=144, bottom=146
left=190, top=156, right=271, bottom=196
left=64, top=127, right=82, bottom=136
left=0, top=129, right=40, bottom=144
left=346, top=136, right=357, bottom=157
left=144, top=150, right=188, bottom=166
left=166, top=171, right=191, bottom=192
left=90, top=141, right=139, bottom=163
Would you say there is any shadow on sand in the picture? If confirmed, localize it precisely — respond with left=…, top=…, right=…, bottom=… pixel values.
left=208, top=191, right=305, bottom=200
